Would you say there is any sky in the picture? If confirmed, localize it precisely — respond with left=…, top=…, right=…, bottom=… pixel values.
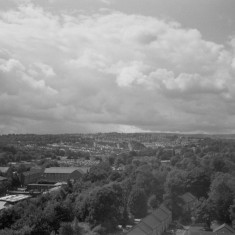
left=0, top=0, right=235, bottom=134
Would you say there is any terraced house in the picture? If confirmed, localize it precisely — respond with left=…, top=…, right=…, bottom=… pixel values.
left=127, top=204, right=172, bottom=235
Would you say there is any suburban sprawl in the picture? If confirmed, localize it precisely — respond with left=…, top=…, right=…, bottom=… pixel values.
left=0, top=133, right=234, bottom=235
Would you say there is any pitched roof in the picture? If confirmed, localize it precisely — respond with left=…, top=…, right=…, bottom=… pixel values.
left=127, top=226, right=148, bottom=235
left=142, top=214, right=162, bottom=230
left=152, top=208, right=168, bottom=222
left=188, top=227, right=215, bottom=235
left=127, top=203, right=173, bottom=235
left=0, top=201, right=7, bottom=211
left=188, top=230, right=214, bottom=235
left=137, top=221, right=152, bottom=234
left=181, top=192, right=196, bottom=203
left=44, top=167, right=83, bottom=174
left=0, top=167, right=9, bottom=173
left=213, top=224, right=235, bottom=233
left=159, top=204, right=172, bottom=216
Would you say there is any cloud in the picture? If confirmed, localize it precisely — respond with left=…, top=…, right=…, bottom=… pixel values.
left=0, top=4, right=235, bottom=134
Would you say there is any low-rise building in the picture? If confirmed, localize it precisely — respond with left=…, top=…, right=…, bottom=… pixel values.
left=213, top=223, right=235, bottom=235
left=20, top=168, right=43, bottom=185
left=0, top=194, right=31, bottom=211
left=127, top=204, right=172, bottom=235
left=42, top=167, right=87, bottom=183
left=0, top=167, right=12, bottom=178
left=187, top=224, right=235, bottom=235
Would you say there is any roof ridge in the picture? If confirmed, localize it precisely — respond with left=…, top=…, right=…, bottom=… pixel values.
left=213, top=223, right=235, bottom=233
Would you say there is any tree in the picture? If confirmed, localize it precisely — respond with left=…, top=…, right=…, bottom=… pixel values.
left=195, top=173, right=234, bottom=226
left=208, top=174, right=234, bottom=223
left=128, top=188, right=147, bottom=218
left=229, top=200, right=235, bottom=229
left=76, top=183, right=123, bottom=231
left=87, top=162, right=112, bottom=182
left=194, top=198, right=216, bottom=227
left=148, top=195, right=158, bottom=210
left=108, top=171, right=121, bottom=182
left=165, top=169, right=187, bottom=196
left=59, top=223, right=74, bottom=235
left=186, top=167, right=210, bottom=198
left=135, top=164, right=153, bottom=196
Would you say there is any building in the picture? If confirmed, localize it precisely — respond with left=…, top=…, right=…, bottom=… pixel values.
left=159, top=204, right=172, bottom=227
left=187, top=224, right=235, bottom=235
left=213, top=224, right=235, bottom=235
left=0, top=167, right=12, bottom=178
left=42, top=167, right=87, bottom=183
left=20, top=168, right=43, bottom=185
left=27, top=182, right=67, bottom=192
left=180, top=192, right=197, bottom=212
left=0, top=194, right=31, bottom=211
left=127, top=204, right=172, bottom=235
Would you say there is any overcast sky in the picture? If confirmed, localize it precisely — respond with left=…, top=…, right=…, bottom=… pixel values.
left=0, top=0, right=235, bottom=134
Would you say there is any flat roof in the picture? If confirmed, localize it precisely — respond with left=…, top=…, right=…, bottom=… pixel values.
left=0, top=194, right=31, bottom=203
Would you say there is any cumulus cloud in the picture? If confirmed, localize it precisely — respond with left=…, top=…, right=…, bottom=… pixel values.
left=0, top=4, right=235, bottom=134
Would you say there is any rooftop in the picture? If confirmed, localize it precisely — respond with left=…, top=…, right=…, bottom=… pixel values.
left=213, top=224, right=235, bottom=233
left=0, top=167, right=9, bottom=173
left=0, top=201, right=8, bottom=211
left=127, top=204, right=171, bottom=235
left=44, top=167, right=89, bottom=174
left=181, top=192, right=197, bottom=203
left=0, top=194, right=31, bottom=203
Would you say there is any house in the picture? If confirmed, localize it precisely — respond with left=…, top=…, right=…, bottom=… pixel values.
left=142, top=214, right=162, bottom=235
left=213, top=224, right=235, bottom=235
left=159, top=204, right=172, bottom=227
left=20, top=168, right=43, bottom=185
left=0, top=167, right=12, bottom=178
left=42, top=167, right=86, bottom=183
left=180, top=192, right=197, bottom=212
left=127, top=226, right=148, bottom=235
left=187, top=224, right=235, bottom=235
left=127, top=204, right=172, bottom=235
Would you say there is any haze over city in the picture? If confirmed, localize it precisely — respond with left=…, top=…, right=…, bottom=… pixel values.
left=1, top=0, right=235, bottom=134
